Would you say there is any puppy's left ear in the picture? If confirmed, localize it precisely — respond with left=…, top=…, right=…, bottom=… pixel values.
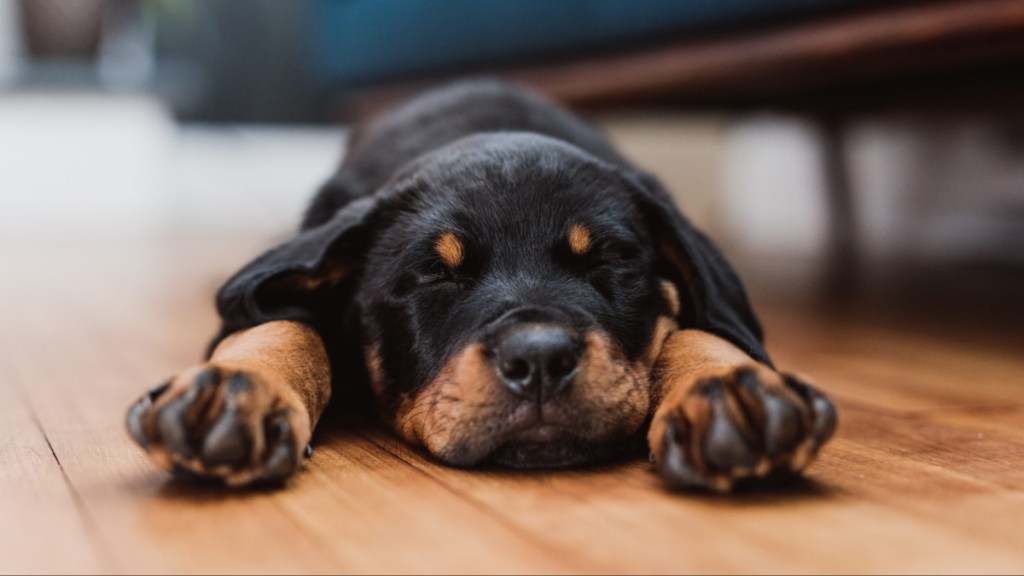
left=214, top=196, right=380, bottom=336
left=625, top=170, right=772, bottom=367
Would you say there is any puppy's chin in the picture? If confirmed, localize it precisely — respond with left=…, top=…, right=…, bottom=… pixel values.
left=489, top=438, right=596, bottom=468
left=487, top=427, right=643, bottom=469
left=436, top=431, right=643, bottom=469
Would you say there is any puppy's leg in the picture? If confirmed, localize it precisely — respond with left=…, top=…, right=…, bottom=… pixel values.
left=126, top=321, right=331, bottom=486
left=648, top=330, right=836, bottom=492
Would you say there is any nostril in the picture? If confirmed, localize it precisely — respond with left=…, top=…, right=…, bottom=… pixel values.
left=500, top=358, right=531, bottom=382
left=547, top=352, right=578, bottom=381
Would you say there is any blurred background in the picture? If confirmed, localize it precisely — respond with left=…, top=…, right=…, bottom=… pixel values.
left=1, top=0, right=1022, bottom=320
left=5, top=5, right=1024, bottom=574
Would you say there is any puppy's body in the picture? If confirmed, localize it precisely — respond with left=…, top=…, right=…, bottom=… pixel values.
left=128, top=80, right=836, bottom=491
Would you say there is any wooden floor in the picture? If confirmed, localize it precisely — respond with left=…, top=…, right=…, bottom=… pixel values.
left=2, top=239, right=1023, bottom=575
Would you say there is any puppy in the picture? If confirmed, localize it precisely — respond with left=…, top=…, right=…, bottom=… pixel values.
left=127, top=80, right=836, bottom=492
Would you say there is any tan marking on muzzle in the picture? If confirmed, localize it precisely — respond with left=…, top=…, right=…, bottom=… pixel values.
left=575, top=331, right=652, bottom=437
left=393, top=343, right=495, bottom=454
left=390, top=332, right=653, bottom=464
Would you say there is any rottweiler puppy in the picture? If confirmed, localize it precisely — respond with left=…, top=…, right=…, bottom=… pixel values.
left=127, top=80, right=836, bottom=492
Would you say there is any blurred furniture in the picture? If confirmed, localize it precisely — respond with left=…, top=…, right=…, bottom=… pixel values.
left=20, top=0, right=108, bottom=58
left=338, top=0, right=1024, bottom=292
left=334, top=0, right=1024, bottom=114
left=308, top=0, right=853, bottom=96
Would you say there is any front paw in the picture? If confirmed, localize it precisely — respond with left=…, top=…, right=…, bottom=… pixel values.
left=126, top=365, right=311, bottom=486
left=649, top=366, right=836, bottom=492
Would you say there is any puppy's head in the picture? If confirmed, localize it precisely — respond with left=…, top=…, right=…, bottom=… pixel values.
left=356, top=134, right=676, bottom=466
left=216, top=133, right=767, bottom=468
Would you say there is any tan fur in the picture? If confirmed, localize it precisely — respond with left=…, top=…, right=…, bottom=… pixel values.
left=647, top=330, right=816, bottom=482
left=574, top=332, right=650, bottom=437
left=643, top=315, right=677, bottom=368
left=649, top=329, right=754, bottom=408
left=132, top=321, right=331, bottom=486
left=645, top=330, right=759, bottom=488
left=364, top=345, right=385, bottom=397
left=393, top=343, right=495, bottom=454
left=274, top=262, right=352, bottom=293
left=435, top=231, right=465, bottom=268
left=211, top=321, right=332, bottom=426
left=640, top=280, right=682, bottom=369
left=568, top=223, right=592, bottom=255
left=659, top=240, right=701, bottom=314
left=660, top=279, right=681, bottom=317
left=392, top=331, right=651, bottom=462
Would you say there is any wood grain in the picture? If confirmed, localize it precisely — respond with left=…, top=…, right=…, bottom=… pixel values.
left=0, top=366, right=104, bottom=574
left=2, top=240, right=1023, bottom=574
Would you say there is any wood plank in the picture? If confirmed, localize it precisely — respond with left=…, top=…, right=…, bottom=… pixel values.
left=3, top=240, right=1024, bottom=573
left=352, top=299, right=1024, bottom=574
left=761, top=305, right=1024, bottom=413
left=363, top=417, right=1024, bottom=575
left=0, top=372, right=104, bottom=574
left=0, top=254, right=108, bottom=574
left=276, top=427, right=569, bottom=574
left=0, top=247, right=340, bottom=574
left=1, top=244, right=567, bottom=574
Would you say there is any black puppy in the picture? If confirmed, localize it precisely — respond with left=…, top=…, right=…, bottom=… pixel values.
left=127, top=80, right=836, bottom=491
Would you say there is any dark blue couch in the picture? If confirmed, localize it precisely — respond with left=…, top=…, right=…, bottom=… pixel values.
left=309, top=0, right=852, bottom=89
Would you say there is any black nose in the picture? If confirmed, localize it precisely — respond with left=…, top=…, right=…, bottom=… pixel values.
left=492, top=324, right=581, bottom=399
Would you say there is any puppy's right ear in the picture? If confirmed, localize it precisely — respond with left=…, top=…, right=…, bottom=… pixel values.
left=214, top=196, right=379, bottom=335
left=623, top=169, right=772, bottom=368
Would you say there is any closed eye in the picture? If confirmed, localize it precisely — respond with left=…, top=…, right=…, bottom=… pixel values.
left=418, top=261, right=472, bottom=290
left=560, top=236, right=642, bottom=271
left=596, top=238, right=642, bottom=262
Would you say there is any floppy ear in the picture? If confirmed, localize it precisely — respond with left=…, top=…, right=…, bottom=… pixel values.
left=213, top=196, right=379, bottom=338
left=627, top=170, right=772, bottom=367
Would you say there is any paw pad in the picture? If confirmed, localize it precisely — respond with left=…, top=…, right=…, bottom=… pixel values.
left=653, top=367, right=836, bottom=492
left=126, top=367, right=308, bottom=486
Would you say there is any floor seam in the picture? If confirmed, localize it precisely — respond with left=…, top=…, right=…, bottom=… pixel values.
left=16, top=383, right=120, bottom=574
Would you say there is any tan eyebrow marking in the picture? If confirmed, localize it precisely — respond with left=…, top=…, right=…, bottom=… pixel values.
left=568, top=223, right=592, bottom=256
left=435, top=232, right=464, bottom=268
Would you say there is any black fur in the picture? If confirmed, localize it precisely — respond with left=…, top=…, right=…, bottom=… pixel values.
left=213, top=79, right=769, bottom=439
